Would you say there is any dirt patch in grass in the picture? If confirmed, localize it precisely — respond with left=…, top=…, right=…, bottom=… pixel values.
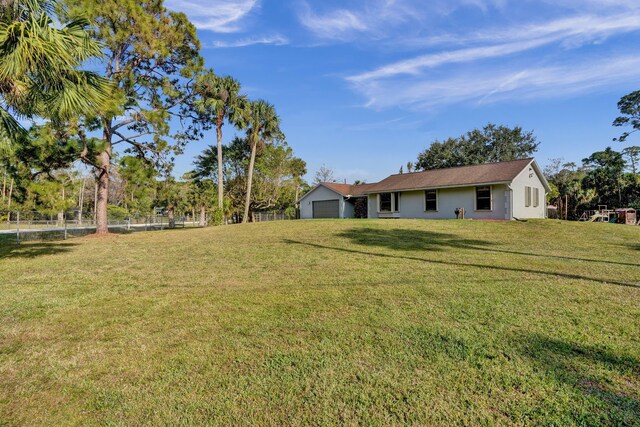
left=83, top=233, right=121, bottom=239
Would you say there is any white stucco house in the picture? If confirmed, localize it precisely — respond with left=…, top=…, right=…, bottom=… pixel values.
left=299, top=158, right=550, bottom=220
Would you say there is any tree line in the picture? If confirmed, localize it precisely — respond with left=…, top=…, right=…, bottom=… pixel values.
left=410, top=105, right=640, bottom=217
left=0, top=0, right=308, bottom=232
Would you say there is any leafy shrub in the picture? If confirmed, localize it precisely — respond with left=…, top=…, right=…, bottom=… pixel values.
left=107, top=205, right=129, bottom=220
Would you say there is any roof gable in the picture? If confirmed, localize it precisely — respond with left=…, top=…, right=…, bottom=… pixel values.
left=363, top=158, right=535, bottom=193
left=321, top=182, right=353, bottom=196
left=299, top=182, right=376, bottom=202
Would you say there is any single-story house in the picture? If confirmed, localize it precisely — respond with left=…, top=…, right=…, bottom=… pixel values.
left=299, top=182, right=374, bottom=219
left=299, top=158, right=550, bottom=220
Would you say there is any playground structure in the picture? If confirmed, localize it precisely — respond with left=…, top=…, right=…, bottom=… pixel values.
left=579, top=205, right=614, bottom=222
left=578, top=205, right=638, bottom=225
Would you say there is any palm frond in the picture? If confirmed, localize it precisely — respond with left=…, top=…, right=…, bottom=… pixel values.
left=0, top=104, right=26, bottom=150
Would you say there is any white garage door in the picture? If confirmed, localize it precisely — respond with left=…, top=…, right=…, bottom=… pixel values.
left=313, top=200, right=340, bottom=218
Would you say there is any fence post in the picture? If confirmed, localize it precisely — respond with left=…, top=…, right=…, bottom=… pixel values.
left=64, top=213, right=68, bottom=240
left=16, top=211, right=20, bottom=245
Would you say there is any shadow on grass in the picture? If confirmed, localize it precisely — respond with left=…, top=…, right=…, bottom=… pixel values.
left=284, top=230, right=639, bottom=289
left=336, top=227, right=493, bottom=252
left=514, top=333, right=640, bottom=424
left=398, top=328, right=639, bottom=422
left=0, top=240, right=77, bottom=259
left=337, top=227, right=639, bottom=268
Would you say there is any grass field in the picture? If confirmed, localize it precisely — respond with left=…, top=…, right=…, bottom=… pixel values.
left=0, top=219, right=638, bottom=425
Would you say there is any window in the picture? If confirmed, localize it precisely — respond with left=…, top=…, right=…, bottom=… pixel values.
left=379, top=192, right=392, bottom=212
left=476, top=186, right=492, bottom=211
left=379, top=192, right=399, bottom=212
left=425, top=190, right=437, bottom=211
left=533, top=188, right=539, bottom=207
left=525, top=186, right=531, bottom=207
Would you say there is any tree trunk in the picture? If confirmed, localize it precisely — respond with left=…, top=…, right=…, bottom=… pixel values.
left=94, top=123, right=114, bottom=234
left=57, top=186, right=65, bottom=226
left=618, top=181, right=622, bottom=206
left=199, top=204, right=206, bottom=227
left=243, top=141, right=258, bottom=223
left=216, top=118, right=225, bottom=224
left=2, top=169, right=6, bottom=202
left=7, top=177, right=13, bottom=211
left=95, top=150, right=111, bottom=234
left=78, top=178, right=86, bottom=223
left=93, top=179, right=98, bottom=223
left=168, top=204, right=175, bottom=228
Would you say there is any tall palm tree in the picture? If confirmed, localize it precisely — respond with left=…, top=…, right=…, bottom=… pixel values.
left=0, top=0, right=109, bottom=148
left=239, top=100, right=282, bottom=223
left=194, top=71, right=247, bottom=223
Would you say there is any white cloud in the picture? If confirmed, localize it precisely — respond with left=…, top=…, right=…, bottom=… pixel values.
left=350, top=13, right=640, bottom=82
left=343, top=5, right=640, bottom=110
left=297, top=0, right=422, bottom=41
left=411, top=13, right=640, bottom=48
left=352, top=55, right=640, bottom=110
left=298, top=6, right=368, bottom=40
left=165, top=0, right=259, bottom=33
left=208, top=34, right=289, bottom=48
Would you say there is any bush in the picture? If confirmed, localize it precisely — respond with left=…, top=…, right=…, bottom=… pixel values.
left=107, top=205, right=129, bottom=220
left=354, top=197, right=368, bottom=218
left=284, top=206, right=297, bottom=219
left=210, top=206, right=224, bottom=226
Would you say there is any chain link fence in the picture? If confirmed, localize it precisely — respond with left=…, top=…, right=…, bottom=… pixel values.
left=0, top=210, right=206, bottom=244
left=253, top=210, right=298, bottom=222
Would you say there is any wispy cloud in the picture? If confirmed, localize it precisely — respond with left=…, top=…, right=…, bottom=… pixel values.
left=341, top=2, right=640, bottom=110
left=298, top=5, right=368, bottom=40
left=349, top=13, right=640, bottom=82
left=297, top=0, right=420, bottom=41
left=208, top=34, right=289, bottom=48
left=405, top=13, right=640, bottom=49
left=352, top=55, right=640, bottom=110
left=165, top=0, right=259, bottom=33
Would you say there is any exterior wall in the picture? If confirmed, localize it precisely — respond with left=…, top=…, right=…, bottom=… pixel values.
left=511, top=165, right=547, bottom=219
left=343, top=199, right=355, bottom=218
left=299, top=185, right=346, bottom=219
left=368, top=184, right=509, bottom=220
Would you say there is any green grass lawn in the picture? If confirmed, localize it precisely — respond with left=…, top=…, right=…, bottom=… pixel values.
left=0, top=219, right=638, bottom=425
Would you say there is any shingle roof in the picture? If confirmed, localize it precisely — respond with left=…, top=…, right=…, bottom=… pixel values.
left=320, top=182, right=376, bottom=197
left=362, top=158, right=535, bottom=194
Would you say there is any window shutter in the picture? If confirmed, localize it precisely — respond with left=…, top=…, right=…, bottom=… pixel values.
left=525, top=186, right=531, bottom=207
left=533, top=188, right=539, bottom=207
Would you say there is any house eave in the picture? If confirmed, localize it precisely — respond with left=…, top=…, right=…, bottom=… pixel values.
left=298, top=183, right=347, bottom=203
left=362, top=180, right=512, bottom=194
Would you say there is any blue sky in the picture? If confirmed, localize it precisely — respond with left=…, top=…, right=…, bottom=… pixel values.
left=164, top=0, right=640, bottom=183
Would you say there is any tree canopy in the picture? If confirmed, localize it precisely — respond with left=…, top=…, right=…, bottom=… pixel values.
left=613, top=90, right=640, bottom=143
left=545, top=147, right=640, bottom=218
left=62, top=0, right=203, bottom=233
left=416, top=123, right=539, bottom=171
